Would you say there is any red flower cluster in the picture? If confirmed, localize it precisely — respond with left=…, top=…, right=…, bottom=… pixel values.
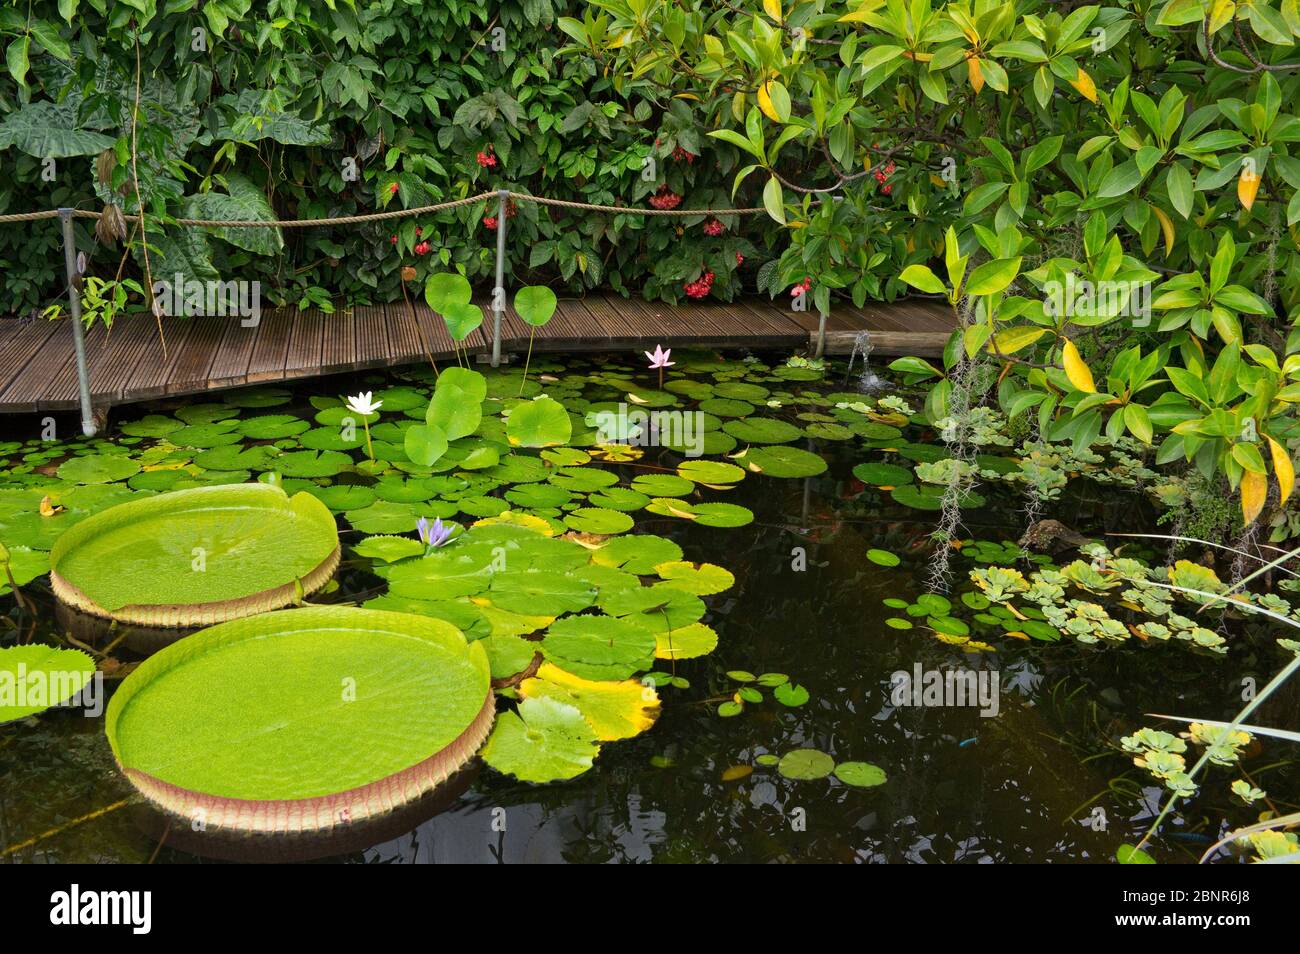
left=476, top=149, right=497, bottom=168
left=735, top=252, right=745, bottom=265
left=414, top=241, right=430, bottom=256
left=483, top=216, right=498, bottom=230
left=390, top=235, right=398, bottom=245
left=388, top=182, right=399, bottom=195
left=649, top=184, right=682, bottom=210
left=790, top=277, right=812, bottom=297
left=703, top=218, right=724, bottom=236
left=672, top=146, right=696, bottom=163
left=684, top=270, right=715, bottom=299
left=874, top=160, right=896, bottom=195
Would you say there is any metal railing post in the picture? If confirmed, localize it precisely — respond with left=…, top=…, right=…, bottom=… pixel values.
left=58, top=209, right=97, bottom=436
left=491, top=189, right=508, bottom=367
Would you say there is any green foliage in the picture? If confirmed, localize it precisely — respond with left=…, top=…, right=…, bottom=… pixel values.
left=583, top=0, right=1300, bottom=534
left=1, top=1, right=761, bottom=314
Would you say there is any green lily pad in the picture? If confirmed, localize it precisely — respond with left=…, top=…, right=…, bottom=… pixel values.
left=480, top=696, right=599, bottom=783
left=56, top=454, right=142, bottom=484
left=563, top=507, right=634, bottom=535
left=722, top=417, right=804, bottom=444
left=630, top=473, right=695, bottom=497
left=353, top=535, right=426, bottom=563
left=0, top=644, right=96, bottom=723
left=834, top=761, right=887, bottom=788
left=591, top=533, right=683, bottom=574
left=867, top=548, right=901, bottom=567
left=507, top=396, right=572, bottom=447
left=852, top=462, right=914, bottom=486
left=737, top=445, right=827, bottom=478
left=778, top=749, right=835, bottom=780
left=541, top=614, right=657, bottom=681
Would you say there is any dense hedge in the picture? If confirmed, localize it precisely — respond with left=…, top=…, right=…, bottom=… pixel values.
left=0, top=0, right=775, bottom=315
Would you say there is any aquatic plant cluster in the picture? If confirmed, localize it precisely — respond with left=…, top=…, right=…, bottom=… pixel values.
left=3, top=350, right=1298, bottom=861
left=0, top=352, right=908, bottom=818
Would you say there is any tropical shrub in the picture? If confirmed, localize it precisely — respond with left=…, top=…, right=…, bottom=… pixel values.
left=0, top=0, right=765, bottom=315
left=574, top=0, right=1300, bottom=535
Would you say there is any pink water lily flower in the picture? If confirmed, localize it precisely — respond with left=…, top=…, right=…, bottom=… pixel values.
left=645, top=345, right=674, bottom=369
left=645, top=345, right=674, bottom=389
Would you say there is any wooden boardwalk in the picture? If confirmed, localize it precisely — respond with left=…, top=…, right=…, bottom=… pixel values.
left=0, top=294, right=953, bottom=414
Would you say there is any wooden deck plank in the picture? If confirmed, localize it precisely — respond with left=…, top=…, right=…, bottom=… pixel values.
left=243, top=308, right=295, bottom=384
left=352, top=305, right=392, bottom=367
left=0, top=294, right=954, bottom=413
left=205, top=318, right=258, bottom=391
left=286, top=308, right=326, bottom=377
left=119, top=319, right=215, bottom=401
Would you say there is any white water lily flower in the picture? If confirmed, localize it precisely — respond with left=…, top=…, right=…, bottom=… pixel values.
left=345, top=391, right=383, bottom=416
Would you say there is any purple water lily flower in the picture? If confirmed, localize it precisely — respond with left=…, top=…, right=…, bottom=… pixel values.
left=417, top=516, right=454, bottom=549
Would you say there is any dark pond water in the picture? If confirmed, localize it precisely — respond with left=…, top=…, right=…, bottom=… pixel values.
left=0, top=351, right=1291, bottom=863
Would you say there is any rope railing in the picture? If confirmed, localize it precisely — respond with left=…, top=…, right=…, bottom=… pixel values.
left=0, top=189, right=776, bottom=227
left=19, top=187, right=820, bottom=438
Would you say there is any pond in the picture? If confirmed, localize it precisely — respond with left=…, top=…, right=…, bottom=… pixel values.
left=0, top=350, right=1292, bottom=863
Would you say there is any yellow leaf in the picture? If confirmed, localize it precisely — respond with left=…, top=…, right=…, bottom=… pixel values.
left=762, top=0, right=782, bottom=20
left=520, top=662, right=660, bottom=741
left=1151, top=205, right=1175, bottom=257
left=966, top=56, right=984, bottom=94
left=757, top=82, right=779, bottom=122
left=1061, top=338, right=1097, bottom=393
left=1209, top=0, right=1236, bottom=32
left=1267, top=435, right=1295, bottom=506
left=722, top=764, right=753, bottom=782
left=1069, top=67, right=1097, bottom=103
left=1238, top=166, right=1260, bottom=211
left=1241, top=469, right=1268, bottom=524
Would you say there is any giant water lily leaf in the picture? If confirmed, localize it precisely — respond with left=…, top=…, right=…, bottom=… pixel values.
left=104, top=607, right=493, bottom=830
left=50, top=483, right=339, bottom=626
left=507, top=396, right=572, bottom=447
left=541, top=614, right=657, bottom=681
left=519, top=662, right=659, bottom=741
left=480, top=696, right=599, bottom=783
left=0, top=645, right=96, bottom=724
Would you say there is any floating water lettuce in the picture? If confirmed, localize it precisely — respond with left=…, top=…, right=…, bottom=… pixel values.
left=50, top=483, right=340, bottom=626
left=104, top=606, right=493, bottom=832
